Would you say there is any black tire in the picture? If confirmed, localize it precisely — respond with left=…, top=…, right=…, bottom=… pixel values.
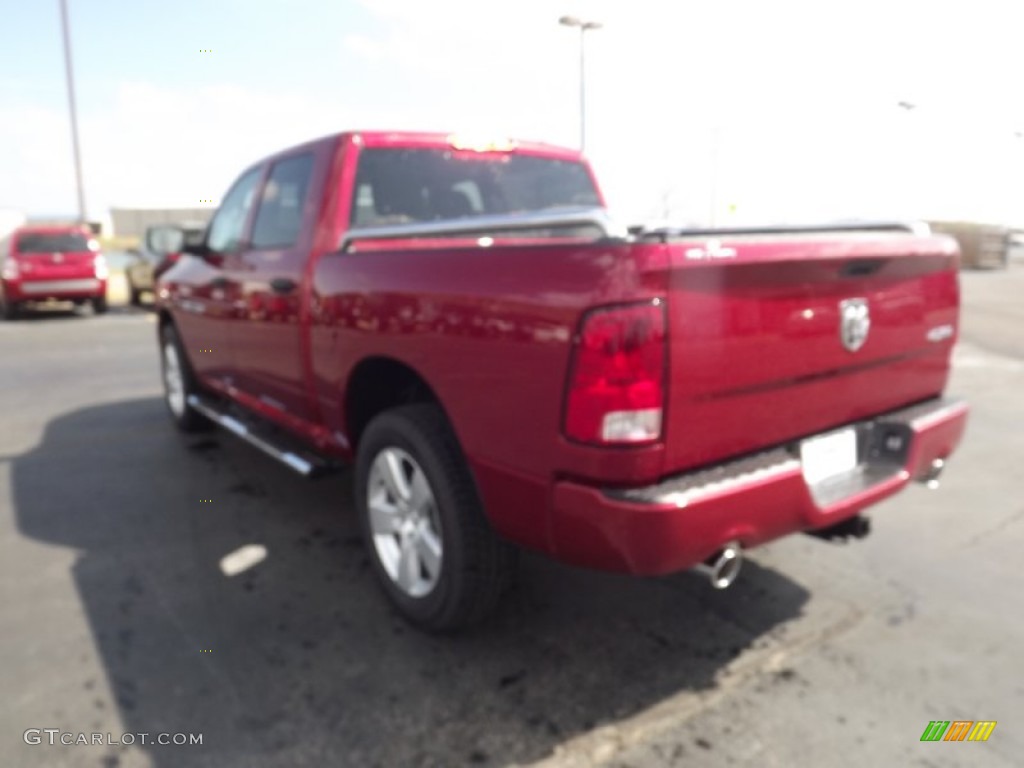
left=158, top=323, right=211, bottom=432
left=356, top=404, right=516, bottom=631
left=129, top=286, right=142, bottom=306
left=92, top=296, right=108, bottom=315
left=1, top=298, right=19, bottom=320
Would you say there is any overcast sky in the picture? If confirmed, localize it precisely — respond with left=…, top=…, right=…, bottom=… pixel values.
left=1, top=0, right=1022, bottom=227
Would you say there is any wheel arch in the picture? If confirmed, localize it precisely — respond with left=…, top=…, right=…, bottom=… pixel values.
left=344, top=356, right=453, bottom=451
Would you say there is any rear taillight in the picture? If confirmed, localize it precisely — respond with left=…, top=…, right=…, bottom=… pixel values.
left=564, top=299, right=666, bottom=445
left=1, top=257, right=19, bottom=280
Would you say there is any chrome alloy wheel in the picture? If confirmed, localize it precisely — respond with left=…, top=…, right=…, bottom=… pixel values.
left=162, top=341, right=186, bottom=418
left=367, top=447, right=444, bottom=598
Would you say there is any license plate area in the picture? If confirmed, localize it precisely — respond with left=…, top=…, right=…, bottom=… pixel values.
left=800, top=428, right=859, bottom=486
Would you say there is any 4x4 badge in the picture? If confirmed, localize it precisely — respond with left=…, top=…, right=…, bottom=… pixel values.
left=839, top=298, right=870, bottom=352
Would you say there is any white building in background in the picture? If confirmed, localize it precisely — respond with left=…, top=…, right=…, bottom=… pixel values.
left=0, top=209, right=27, bottom=240
left=109, top=207, right=215, bottom=238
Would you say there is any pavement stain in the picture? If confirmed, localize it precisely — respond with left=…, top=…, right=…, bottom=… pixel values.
left=123, top=575, right=145, bottom=596
left=886, top=601, right=917, bottom=626
left=227, top=480, right=266, bottom=498
left=498, top=669, right=527, bottom=688
left=643, top=629, right=672, bottom=649
left=520, top=713, right=564, bottom=737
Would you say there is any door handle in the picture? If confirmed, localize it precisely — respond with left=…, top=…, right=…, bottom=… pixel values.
left=269, top=277, right=298, bottom=294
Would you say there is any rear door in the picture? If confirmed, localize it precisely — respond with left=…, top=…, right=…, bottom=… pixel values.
left=225, top=149, right=322, bottom=423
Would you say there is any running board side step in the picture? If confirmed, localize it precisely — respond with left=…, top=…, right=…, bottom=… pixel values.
left=186, top=394, right=338, bottom=478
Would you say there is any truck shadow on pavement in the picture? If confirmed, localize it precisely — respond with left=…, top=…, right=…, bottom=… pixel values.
left=13, top=398, right=810, bottom=768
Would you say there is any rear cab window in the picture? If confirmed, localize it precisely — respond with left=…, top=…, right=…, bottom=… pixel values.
left=349, top=148, right=601, bottom=229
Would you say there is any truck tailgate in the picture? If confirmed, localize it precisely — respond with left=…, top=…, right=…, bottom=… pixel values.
left=663, top=232, right=960, bottom=472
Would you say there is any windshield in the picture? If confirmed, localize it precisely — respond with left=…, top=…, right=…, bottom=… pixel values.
left=350, top=148, right=600, bottom=228
left=16, top=232, right=91, bottom=253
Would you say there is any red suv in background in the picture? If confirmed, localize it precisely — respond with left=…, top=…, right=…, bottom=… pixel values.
left=0, top=225, right=109, bottom=319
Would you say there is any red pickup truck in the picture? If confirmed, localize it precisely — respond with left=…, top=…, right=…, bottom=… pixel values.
left=151, top=131, right=968, bottom=630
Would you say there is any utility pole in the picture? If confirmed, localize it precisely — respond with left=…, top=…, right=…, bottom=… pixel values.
left=709, top=126, right=722, bottom=226
left=59, top=0, right=87, bottom=223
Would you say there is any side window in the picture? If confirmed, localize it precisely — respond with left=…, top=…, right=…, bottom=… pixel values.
left=250, top=153, right=315, bottom=249
left=206, top=167, right=262, bottom=253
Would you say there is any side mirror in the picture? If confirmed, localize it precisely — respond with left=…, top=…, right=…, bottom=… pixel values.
left=182, top=228, right=207, bottom=252
left=145, top=225, right=185, bottom=257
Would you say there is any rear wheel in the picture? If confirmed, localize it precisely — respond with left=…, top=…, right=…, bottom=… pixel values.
left=356, top=404, right=516, bottom=631
left=159, top=323, right=210, bottom=432
left=92, top=296, right=108, bottom=315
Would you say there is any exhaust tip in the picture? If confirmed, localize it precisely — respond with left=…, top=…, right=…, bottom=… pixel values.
left=697, top=541, right=743, bottom=589
left=806, top=514, right=871, bottom=542
left=921, top=457, right=945, bottom=489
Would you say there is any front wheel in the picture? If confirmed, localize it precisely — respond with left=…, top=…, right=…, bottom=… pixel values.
left=159, top=324, right=210, bottom=432
left=356, top=404, right=516, bottom=631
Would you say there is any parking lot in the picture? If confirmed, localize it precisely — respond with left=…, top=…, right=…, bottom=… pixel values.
left=1, top=265, right=1021, bottom=767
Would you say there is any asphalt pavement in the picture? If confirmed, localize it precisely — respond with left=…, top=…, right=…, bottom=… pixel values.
left=0, top=267, right=1021, bottom=768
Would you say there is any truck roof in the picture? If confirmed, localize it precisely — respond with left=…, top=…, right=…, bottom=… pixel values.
left=258, top=130, right=586, bottom=167
left=352, top=131, right=584, bottom=161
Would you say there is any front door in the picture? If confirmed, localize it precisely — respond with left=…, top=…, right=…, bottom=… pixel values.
left=172, top=166, right=262, bottom=384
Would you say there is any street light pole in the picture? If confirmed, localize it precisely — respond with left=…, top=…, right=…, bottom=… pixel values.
left=59, top=0, right=87, bottom=223
left=559, top=15, right=602, bottom=152
left=709, top=125, right=721, bottom=226
left=577, top=25, right=586, bottom=150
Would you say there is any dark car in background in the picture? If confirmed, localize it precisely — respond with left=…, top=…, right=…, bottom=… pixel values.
left=125, top=223, right=206, bottom=305
left=0, top=224, right=108, bottom=319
